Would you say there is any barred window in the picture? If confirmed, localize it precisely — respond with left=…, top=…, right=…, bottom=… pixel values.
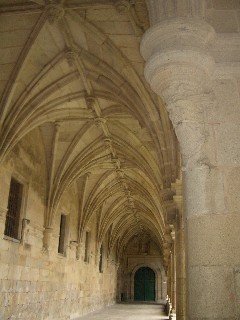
left=84, top=231, right=90, bottom=262
left=99, top=244, right=103, bottom=273
left=58, top=214, right=68, bottom=255
left=4, top=178, right=23, bottom=240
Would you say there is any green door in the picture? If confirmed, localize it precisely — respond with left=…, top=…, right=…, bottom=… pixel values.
left=134, top=267, right=155, bottom=301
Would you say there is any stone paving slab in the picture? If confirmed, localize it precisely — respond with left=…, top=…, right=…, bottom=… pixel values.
left=77, top=303, right=168, bottom=320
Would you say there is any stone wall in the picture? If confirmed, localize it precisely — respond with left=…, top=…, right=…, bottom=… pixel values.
left=0, top=129, right=118, bottom=320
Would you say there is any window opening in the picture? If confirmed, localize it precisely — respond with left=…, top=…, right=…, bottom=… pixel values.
left=58, top=214, right=67, bottom=255
left=4, top=178, right=23, bottom=239
left=99, top=244, right=103, bottom=273
left=84, top=231, right=90, bottom=262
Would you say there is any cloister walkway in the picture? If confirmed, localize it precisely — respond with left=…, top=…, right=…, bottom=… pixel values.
left=77, top=303, right=167, bottom=320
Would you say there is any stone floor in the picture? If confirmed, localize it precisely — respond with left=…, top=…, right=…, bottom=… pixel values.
left=77, top=303, right=168, bottom=320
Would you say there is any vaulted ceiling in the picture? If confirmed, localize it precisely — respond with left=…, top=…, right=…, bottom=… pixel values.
left=0, top=0, right=179, bottom=257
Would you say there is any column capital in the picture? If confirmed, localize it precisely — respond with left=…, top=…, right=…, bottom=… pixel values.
left=141, top=18, right=216, bottom=103
left=141, top=18, right=217, bottom=168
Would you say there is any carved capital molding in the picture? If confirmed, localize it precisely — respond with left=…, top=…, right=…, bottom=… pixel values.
left=141, top=18, right=217, bottom=168
left=141, top=18, right=216, bottom=102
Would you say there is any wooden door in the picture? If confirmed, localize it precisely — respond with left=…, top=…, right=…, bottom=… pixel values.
left=134, top=267, right=155, bottom=301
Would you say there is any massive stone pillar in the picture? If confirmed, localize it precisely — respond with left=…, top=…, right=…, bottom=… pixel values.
left=141, top=1, right=240, bottom=319
left=172, top=180, right=186, bottom=320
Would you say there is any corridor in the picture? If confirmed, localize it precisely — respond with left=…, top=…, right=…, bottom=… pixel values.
left=77, top=303, right=167, bottom=320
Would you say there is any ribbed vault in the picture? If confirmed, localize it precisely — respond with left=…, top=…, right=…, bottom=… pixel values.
left=0, top=0, right=179, bottom=259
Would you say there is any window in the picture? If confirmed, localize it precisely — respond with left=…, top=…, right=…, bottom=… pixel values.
left=84, top=231, right=90, bottom=263
left=58, top=214, right=68, bottom=255
left=99, top=244, right=103, bottom=273
left=4, top=178, right=23, bottom=240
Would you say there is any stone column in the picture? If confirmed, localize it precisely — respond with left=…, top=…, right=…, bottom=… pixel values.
left=166, top=229, right=176, bottom=316
left=170, top=230, right=176, bottom=313
left=141, top=3, right=240, bottom=319
left=163, top=227, right=173, bottom=303
left=172, top=180, right=186, bottom=320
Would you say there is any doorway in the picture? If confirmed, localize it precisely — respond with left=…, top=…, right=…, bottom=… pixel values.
left=134, top=267, right=155, bottom=301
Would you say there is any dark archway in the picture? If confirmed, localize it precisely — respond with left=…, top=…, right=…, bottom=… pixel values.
left=134, top=267, right=155, bottom=301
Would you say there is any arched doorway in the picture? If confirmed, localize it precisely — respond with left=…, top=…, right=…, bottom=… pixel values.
left=134, top=267, right=155, bottom=301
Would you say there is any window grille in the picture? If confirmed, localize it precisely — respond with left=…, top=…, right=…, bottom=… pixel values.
left=84, top=231, right=90, bottom=262
left=58, top=214, right=67, bottom=255
left=4, top=178, right=23, bottom=239
left=99, top=244, right=103, bottom=273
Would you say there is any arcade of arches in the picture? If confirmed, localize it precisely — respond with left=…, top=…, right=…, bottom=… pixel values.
left=0, top=1, right=240, bottom=319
